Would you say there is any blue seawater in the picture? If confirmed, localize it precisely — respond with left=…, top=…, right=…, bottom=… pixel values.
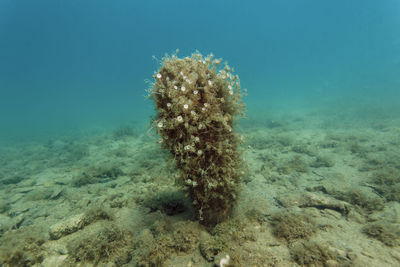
left=0, top=0, right=399, bottom=142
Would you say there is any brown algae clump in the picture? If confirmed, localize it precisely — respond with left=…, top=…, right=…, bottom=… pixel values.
left=270, top=210, right=317, bottom=242
left=362, top=222, right=400, bottom=247
left=149, top=51, right=246, bottom=225
left=290, top=241, right=352, bottom=267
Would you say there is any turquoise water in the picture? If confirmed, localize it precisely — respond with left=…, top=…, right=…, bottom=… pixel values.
left=1, top=1, right=400, bottom=266
left=1, top=0, right=399, bottom=141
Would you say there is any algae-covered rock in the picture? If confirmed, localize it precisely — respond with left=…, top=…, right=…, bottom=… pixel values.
left=278, top=192, right=351, bottom=215
left=49, top=207, right=112, bottom=240
left=49, top=213, right=86, bottom=240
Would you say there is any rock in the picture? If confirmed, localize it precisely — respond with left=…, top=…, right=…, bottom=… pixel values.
left=306, top=185, right=328, bottom=193
left=277, top=192, right=351, bottom=215
left=0, top=199, right=9, bottom=213
left=42, top=240, right=68, bottom=255
left=49, top=213, right=86, bottom=240
left=8, top=193, right=24, bottom=204
left=0, top=214, right=13, bottom=235
left=49, top=187, right=63, bottom=200
left=78, top=198, right=91, bottom=208
left=323, top=209, right=342, bottom=220
left=390, top=250, right=400, bottom=262
left=41, top=255, right=68, bottom=267
left=347, top=209, right=366, bottom=224
left=13, top=186, right=35, bottom=194
left=325, top=259, right=339, bottom=267
left=13, top=214, right=25, bottom=229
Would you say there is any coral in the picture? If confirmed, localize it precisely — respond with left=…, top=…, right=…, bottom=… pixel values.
left=150, top=51, right=246, bottom=225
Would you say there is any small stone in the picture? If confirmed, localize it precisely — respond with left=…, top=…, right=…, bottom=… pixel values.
left=325, top=259, right=339, bottom=267
left=41, top=255, right=68, bottom=266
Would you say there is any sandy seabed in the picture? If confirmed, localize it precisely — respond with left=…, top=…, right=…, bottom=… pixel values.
left=0, top=104, right=400, bottom=266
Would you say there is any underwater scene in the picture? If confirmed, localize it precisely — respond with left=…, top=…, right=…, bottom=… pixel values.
left=1, top=0, right=400, bottom=266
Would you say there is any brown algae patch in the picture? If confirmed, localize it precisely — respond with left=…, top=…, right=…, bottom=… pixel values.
left=270, top=210, right=317, bottom=242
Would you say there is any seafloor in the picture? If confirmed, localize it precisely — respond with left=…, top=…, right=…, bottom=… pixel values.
left=0, top=103, right=400, bottom=266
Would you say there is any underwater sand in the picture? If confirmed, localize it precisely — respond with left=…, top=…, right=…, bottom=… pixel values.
left=0, top=103, right=400, bottom=266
